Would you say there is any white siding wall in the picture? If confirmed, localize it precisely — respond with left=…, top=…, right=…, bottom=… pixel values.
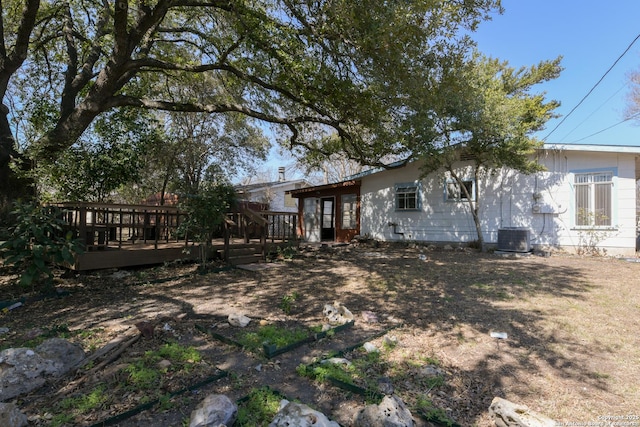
left=246, top=182, right=302, bottom=212
left=359, top=149, right=638, bottom=255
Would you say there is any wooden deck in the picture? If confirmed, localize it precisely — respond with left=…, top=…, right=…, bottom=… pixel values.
left=73, top=239, right=294, bottom=271
left=53, top=202, right=298, bottom=271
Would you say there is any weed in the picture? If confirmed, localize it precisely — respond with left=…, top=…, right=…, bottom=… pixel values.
left=157, top=393, right=174, bottom=411
left=382, top=337, right=398, bottom=351
left=125, top=343, right=202, bottom=390
left=309, top=361, right=356, bottom=385
left=237, top=324, right=309, bottom=352
left=589, top=371, right=611, bottom=380
left=575, top=210, right=614, bottom=256
left=152, top=342, right=201, bottom=364
left=276, top=244, right=298, bottom=260
left=414, top=395, right=456, bottom=426
left=50, top=413, right=75, bottom=427
left=52, top=385, right=109, bottom=426
left=424, top=375, right=445, bottom=389
left=236, top=387, right=283, bottom=426
left=279, top=292, right=299, bottom=315
left=125, top=361, right=160, bottom=389
left=423, top=356, right=441, bottom=366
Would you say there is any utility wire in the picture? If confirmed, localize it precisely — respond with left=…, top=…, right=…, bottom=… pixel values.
left=543, top=32, right=640, bottom=141
left=570, top=111, right=640, bottom=143
left=559, top=84, right=626, bottom=141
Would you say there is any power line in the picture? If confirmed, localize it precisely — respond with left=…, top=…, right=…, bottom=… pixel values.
left=543, top=32, right=640, bottom=141
left=559, top=84, right=626, bottom=141
left=570, top=111, right=640, bottom=143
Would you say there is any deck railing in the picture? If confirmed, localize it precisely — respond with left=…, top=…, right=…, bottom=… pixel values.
left=50, top=202, right=298, bottom=268
left=225, top=209, right=298, bottom=242
left=52, top=202, right=189, bottom=251
left=262, top=211, right=297, bottom=241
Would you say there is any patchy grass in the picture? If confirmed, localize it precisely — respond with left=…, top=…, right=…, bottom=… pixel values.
left=236, top=387, right=286, bottom=427
left=236, top=324, right=312, bottom=353
left=1, top=246, right=639, bottom=426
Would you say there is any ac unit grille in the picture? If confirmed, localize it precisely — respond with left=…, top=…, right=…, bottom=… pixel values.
left=497, top=228, right=531, bottom=252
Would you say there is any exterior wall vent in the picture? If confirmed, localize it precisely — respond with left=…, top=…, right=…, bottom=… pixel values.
left=497, top=228, right=531, bottom=252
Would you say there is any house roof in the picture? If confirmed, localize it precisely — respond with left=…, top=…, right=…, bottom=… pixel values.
left=543, top=143, right=640, bottom=154
left=288, top=180, right=361, bottom=197
left=289, top=143, right=640, bottom=193
left=235, top=179, right=311, bottom=194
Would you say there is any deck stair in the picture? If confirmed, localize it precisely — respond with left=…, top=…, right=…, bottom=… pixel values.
left=224, top=243, right=264, bottom=266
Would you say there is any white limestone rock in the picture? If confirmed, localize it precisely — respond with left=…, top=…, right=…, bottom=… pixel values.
left=189, top=394, right=237, bottom=427
left=269, top=400, right=340, bottom=427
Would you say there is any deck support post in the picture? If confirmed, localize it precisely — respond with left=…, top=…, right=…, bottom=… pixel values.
left=223, top=220, right=231, bottom=264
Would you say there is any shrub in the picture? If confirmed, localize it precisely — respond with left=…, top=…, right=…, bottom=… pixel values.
left=0, top=201, right=83, bottom=289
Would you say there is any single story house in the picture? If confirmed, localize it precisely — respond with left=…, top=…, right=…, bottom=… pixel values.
left=289, top=143, right=640, bottom=256
left=235, top=167, right=311, bottom=213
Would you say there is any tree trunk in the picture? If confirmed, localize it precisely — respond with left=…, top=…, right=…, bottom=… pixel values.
left=471, top=204, right=485, bottom=251
left=0, top=106, right=33, bottom=226
left=449, top=167, right=486, bottom=251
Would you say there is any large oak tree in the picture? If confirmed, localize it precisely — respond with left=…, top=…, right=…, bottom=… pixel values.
left=0, top=0, right=501, bottom=213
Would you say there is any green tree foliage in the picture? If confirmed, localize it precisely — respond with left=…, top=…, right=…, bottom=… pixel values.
left=0, top=201, right=83, bottom=289
left=419, top=53, right=562, bottom=249
left=34, top=108, right=159, bottom=202
left=0, top=0, right=502, bottom=206
left=178, top=179, right=236, bottom=267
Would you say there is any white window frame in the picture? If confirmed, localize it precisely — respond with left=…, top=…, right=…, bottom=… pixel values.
left=573, top=170, right=615, bottom=228
left=444, top=178, right=476, bottom=201
left=395, top=182, right=420, bottom=211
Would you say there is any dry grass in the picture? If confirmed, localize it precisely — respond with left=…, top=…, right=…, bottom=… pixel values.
left=1, top=244, right=639, bottom=426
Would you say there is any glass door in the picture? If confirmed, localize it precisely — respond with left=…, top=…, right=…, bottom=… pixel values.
left=320, top=197, right=335, bottom=241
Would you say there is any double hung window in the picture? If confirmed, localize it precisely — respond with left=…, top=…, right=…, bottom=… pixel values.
left=574, top=172, right=613, bottom=227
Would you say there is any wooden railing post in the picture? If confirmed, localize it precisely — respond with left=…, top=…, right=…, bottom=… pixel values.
left=223, top=219, right=231, bottom=264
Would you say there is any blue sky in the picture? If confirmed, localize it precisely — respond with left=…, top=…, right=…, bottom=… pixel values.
left=474, top=0, right=640, bottom=146
left=260, top=1, right=640, bottom=180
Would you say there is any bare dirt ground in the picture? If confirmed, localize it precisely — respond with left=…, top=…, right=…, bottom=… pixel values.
left=1, top=243, right=640, bottom=426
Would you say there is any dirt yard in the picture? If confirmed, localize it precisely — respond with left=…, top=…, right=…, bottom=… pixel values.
left=1, top=243, right=640, bottom=426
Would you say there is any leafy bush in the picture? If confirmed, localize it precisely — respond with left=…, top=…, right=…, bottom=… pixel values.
left=0, top=201, right=83, bottom=289
left=178, top=181, right=236, bottom=266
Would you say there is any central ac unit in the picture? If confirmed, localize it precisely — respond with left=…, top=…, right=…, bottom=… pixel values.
left=497, top=228, right=531, bottom=252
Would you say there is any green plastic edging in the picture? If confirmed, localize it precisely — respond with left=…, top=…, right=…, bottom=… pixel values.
left=263, top=321, right=355, bottom=359
left=0, top=297, right=25, bottom=310
left=0, top=289, right=71, bottom=311
left=236, top=385, right=289, bottom=404
left=196, top=321, right=354, bottom=359
left=301, top=323, right=462, bottom=427
left=195, top=323, right=241, bottom=348
left=325, top=376, right=384, bottom=401
left=88, top=370, right=228, bottom=427
left=129, top=265, right=234, bottom=286
left=329, top=322, right=403, bottom=359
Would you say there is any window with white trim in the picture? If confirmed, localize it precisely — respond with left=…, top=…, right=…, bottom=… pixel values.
left=395, top=183, right=419, bottom=211
left=445, top=179, right=475, bottom=201
left=574, top=171, right=613, bottom=227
